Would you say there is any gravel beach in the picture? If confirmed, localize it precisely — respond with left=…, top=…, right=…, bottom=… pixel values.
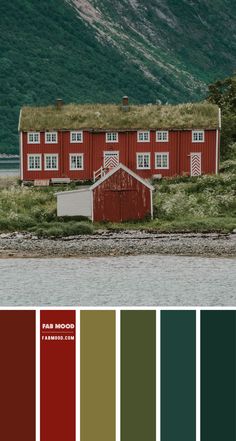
left=0, top=231, right=236, bottom=258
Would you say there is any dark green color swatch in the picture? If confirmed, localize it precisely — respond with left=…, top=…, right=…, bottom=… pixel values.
left=121, top=310, right=156, bottom=441
left=161, top=311, right=196, bottom=441
left=201, top=311, right=236, bottom=441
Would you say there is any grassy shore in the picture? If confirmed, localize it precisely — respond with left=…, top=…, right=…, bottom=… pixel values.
left=0, top=161, right=235, bottom=237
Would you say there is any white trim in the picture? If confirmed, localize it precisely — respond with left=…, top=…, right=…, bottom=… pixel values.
left=20, top=131, right=23, bottom=180
left=90, top=163, right=154, bottom=191
left=190, top=152, right=202, bottom=176
left=136, top=152, right=151, bottom=169
left=156, top=130, right=169, bottom=142
left=56, top=187, right=90, bottom=196
left=105, top=132, right=119, bottom=143
left=150, top=189, right=153, bottom=219
left=103, top=151, right=120, bottom=168
left=192, top=130, right=205, bottom=143
left=116, top=310, right=120, bottom=441
left=91, top=189, right=94, bottom=222
left=27, top=154, right=42, bottom=171
left=196, top=310, right=200, bottom=441
left=218, top=107, right=222, bottom=129
left=69, top=153, right=84, bottom=170
left=18, top=108, right=22, bottom=132
left=155, top=152, right=169, bottom=169
left=70, top=131, right=83, bottom=143
left=215, top=129, right=219, bottom=174
left=27, top=132, right=40, bottom=144
left=156, top=310, right=160, bottom=441
left=44, top=153, right=59, bottom=170
left=137, top=130, right=150, bottom=142
left=45, top=131, right=58, bottom=144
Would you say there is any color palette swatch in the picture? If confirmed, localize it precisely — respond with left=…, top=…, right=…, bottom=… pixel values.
left=0, top=309, right=235, bottom=440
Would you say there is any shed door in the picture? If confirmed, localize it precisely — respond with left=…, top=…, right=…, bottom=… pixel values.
left=104, top=151, right=119, bottom=169
left=190, top=153, right=201, bottom=176
left=104, top=190, right=137, bottom=222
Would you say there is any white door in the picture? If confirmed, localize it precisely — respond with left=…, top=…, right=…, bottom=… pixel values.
left=190, top=153, right=201, bottom=176
left=104, top=151, right=119, bottom=169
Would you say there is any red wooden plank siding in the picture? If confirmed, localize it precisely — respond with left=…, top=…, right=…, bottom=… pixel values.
left=40, top=310, right=76, bottom=441
left=0, top=311, right=35, bottom=441
left=22, top=129, right=218, bottom=181
left=93, top=168, right=151, bottom=222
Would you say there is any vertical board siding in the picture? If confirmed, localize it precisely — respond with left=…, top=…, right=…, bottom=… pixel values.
left=22, top=129, right=217, bottom=181
left=80, top=311, right=116, bottom=441
left=121, top=310, right=156, bottom=441
left=0, top=311, right=35, bottom=441
left=40, top=310, right=76, bottom=441
left=201, top=311, right=236, bottom=441
left=161, top=311, right=196, bottom=441
left=93, top=168, right=151, bottom=222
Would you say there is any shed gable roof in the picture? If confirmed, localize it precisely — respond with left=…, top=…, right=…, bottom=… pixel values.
left=90, top=164, right=154, bottom=191
left=19, top=102, right=219, bottom=131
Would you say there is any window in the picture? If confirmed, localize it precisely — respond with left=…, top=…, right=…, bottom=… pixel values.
left=44, top=154, right=58, bottom=170
left=156, top=130, right=168, bottom=142
left=45, top=132, right=58, bottom=143
left=137, top=153, right=150, bottom=169
left=137, top=131, right=150, bottom=142
left=69, top=154, right=84, bottom=170
left=192, top=130, right=204, bottom=142
left=155, top=153, right=169, bottom=169
left=106, top=132, right=118, bottom=143
left=27, top=132, right=40, bottom=144
left=27, top=154, right=41, bottom=170
left=70, top=131, right=83, bottom=143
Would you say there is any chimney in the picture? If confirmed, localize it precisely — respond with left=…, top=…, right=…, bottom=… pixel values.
left=121, top=96, right=129, bottom=111
left=55, top=98, right=63, bottom=110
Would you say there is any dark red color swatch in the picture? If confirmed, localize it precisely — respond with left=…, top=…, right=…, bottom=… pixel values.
left=0, top=310, right=35, bottom=441
left=40, top=310, right=76, bottom=441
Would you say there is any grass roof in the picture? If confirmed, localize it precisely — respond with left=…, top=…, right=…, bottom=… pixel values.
left=19, top=102, right=219, bottom=131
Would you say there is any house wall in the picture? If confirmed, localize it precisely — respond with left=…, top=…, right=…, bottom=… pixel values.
left=92, top=168, right=152, bottom=222
left=22, top=129, right=218, bottom=181
left=57, top=189, right=91, bottom=217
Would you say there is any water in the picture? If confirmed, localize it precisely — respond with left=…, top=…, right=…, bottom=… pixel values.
left=0, top=255, right=235, bottom=306
left=0, top=168, right=19, bottom=177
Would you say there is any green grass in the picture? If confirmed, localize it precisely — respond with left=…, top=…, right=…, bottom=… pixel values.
left=0, top=164, right=235, bottom=236
left=20, top=102, right=219, bottom=131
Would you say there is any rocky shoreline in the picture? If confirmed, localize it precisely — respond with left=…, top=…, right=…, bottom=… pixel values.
left=0, top=231, right=236, bottom=258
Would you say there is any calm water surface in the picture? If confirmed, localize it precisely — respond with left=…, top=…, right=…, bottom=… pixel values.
left=0, top=255, right=235, bottom=306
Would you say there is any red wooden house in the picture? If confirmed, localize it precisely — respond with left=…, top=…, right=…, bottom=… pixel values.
left=19, top=98, right=221, bottom=184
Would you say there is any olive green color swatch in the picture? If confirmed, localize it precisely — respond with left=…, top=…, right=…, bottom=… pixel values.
left=161, top=310, right=196, bottom=441
left=80, top=311, right=116, bottom=441
left=201, top=311, right=236, bottom=441
left=121, top=310, right=156, bottom=441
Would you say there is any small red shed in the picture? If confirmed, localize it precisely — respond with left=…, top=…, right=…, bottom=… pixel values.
left=90, top=164, right=154, bottom=222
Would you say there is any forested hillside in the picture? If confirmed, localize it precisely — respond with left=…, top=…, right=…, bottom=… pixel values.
left=0, top=0, right=235, bottom=152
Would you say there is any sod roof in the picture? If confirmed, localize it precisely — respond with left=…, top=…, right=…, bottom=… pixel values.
left=19, top=102, right=219, bottom=131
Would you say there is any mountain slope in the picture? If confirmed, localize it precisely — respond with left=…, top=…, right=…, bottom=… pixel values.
left=0, top=0, right=235, bottom=152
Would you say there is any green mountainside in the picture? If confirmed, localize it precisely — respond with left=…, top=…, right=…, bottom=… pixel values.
left=0, top=0, right=235, bottom=153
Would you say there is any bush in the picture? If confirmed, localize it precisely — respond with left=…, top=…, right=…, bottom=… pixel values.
left=30, top=221, right=94, bottom=237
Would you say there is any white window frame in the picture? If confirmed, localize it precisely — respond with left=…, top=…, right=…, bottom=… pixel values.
left=27, top=132, right=40, bottom=144
left=155, top=152, right=169, bottom=169
left=27, top=154, right=42, bottom=171
left=136, top=152, right=151, bottom=169
left=156, top=130, right=169, bottom=142
left=137, top=131, right=150, bottom=142
left=45, top=132, right=58, bottom=144
left=44, top=154, right=59, bottom=170
left=106, top=132, right=119, bottom=143
left=70, top=131, right=83, bottom=143
left=69, top=153, right=84, bottom=170
left=192, top=130, right=205, bottom=143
